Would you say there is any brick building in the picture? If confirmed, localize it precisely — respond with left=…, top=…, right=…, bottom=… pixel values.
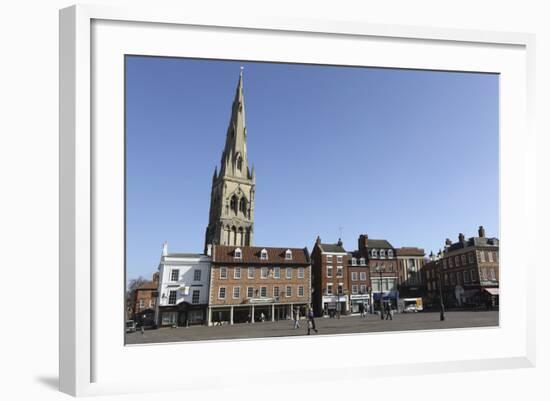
left=311, top=237, right=349, bottom=317
left=396, top=247, right=426, bottom=298
left=208, top=245, right=311, bottom=325
left=356, top=234, right=399, bottom=312
left=425, top=226, right=499, bottom=308
left=346, top=250, right=371, bottom=314
left=132, top=272, right=159, bottom=326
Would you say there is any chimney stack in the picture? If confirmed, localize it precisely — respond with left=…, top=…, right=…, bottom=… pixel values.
left=358, top=234, right=368, bottom=250
left=478, top=226, right=486, bottom=238
left=445, top=238, right=452, bottom=248
left=458, top=233, right=465, bottom=242
left=337, top=238, right=343, bottom=247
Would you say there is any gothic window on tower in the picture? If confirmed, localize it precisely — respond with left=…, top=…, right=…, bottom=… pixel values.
left=230, top=195, right=238, bottom=215
left=239, top=197, right=247, bottom=215
left=237, top=156, right=243, bottom=171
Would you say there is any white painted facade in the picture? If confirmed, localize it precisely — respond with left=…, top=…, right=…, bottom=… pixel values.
left=155, top=243, right=212, bottom=325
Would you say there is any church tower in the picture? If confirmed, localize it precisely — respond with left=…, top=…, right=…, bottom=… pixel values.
left=204, top=68, right=255, bottom=251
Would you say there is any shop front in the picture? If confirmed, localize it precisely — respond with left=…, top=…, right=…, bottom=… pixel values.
left=349, top=294, right=370, bottom=314
left=373, top=290, right=398, bottom=312
left=322, top=294, right=348, bottom=316
left=159, top=302, right=207, bottom=327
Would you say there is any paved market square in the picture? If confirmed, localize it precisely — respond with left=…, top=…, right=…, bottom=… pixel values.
left=126, top=310, right=499, bottom=345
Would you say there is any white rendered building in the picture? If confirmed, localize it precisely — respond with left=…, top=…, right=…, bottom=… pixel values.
left=155, top=243, right=212, bottom=326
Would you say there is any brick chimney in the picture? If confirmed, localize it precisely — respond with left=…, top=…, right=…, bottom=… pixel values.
left=478, top=225, right=486, bottom=238
left=358, top=234, right=368, bottom=250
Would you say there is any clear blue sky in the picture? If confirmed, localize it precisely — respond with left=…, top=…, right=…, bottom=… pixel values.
left=126, top=56, right=499, bottom=281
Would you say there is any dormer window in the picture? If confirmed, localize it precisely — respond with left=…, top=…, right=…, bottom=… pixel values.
left=388, top=250, right=394, bottom=258
left=260, top=249, right=268, bottom=260
left=234, top=248, right=242, bottom=259
left=380, top=249, right=386, bottom=259
left=285, top=249, right=292, bottom=260
left=371, top=249, right=378, bottom=258
left=360, top=257, right=366, bottom=266
left=351, top=257, right=357, bottom=266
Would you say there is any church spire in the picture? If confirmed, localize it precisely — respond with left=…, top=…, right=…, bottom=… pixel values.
left=204, top=68, right=256, bottom=252
left=219, top=67, right=249, bottom=179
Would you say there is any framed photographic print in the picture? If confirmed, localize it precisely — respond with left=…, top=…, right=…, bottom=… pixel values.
left=59, top=4, right=536, bottom=397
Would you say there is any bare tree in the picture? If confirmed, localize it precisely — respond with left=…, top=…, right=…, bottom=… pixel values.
left=126, top=276, right=149, bottom=319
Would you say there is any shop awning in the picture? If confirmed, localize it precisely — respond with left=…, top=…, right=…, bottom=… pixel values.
left=373, top=290, right=399, bottom=300
left=484, top=288, right=499, bottom=295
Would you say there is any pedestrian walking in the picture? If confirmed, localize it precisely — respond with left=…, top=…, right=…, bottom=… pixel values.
left=359, top=302, right=365, bottom=318
left=140, top=325, right=144, bottom=335
left=384, top=301, right=393, bottom=320
left=307, top=309, right=318, bottom=334
left=293, top=308, right=300, bottom=329
left=260, top=312, right=265, bottom=322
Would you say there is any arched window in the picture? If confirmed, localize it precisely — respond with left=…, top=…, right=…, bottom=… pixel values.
left=371, top=249, right=378, bottom=258
left=359, top=257, right=366, bottom=266
left=239, top=197, right=247, bottom=215
left=388, top=249, right=394, bottom=258
left=231, top=226, right=237, bottom=245
left=380, top=249, right=386, bottom=258
left=237, top=156, right=243, bottom=171
left=230, top=195, right=238, bottom=215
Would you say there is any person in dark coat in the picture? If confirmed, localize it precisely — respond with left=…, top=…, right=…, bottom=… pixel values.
left=384, top=301, right=393, bottom=320
left=306, top=308, right=318, bottom=334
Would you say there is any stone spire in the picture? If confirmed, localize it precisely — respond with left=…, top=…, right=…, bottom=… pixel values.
left=219, top=67, right=251, bottom=180
left=204, top=69, right=256, bottom=252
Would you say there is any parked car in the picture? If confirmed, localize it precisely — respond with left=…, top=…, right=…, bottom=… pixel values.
left=125, top=320, right=136, bottom=333
left=402, top=298, right=423, bottom=313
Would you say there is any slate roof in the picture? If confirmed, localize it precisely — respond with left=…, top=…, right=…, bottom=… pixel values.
left=213, top=245, right=310, bottom=265
left=365, top=239, right=394, bottom=249
left=447, top=237, right=499, bottom=252
left=318, top=243, right=347, bottom=253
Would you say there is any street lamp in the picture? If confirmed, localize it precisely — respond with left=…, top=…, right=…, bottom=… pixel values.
left=375, top=264, right=385, bottom=320
left=436, top=250, right=445, bottom=321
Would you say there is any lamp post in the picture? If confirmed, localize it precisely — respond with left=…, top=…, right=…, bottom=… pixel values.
left=375, top=265, right=385, bottom=320
left=436, top=250, right=445, bottom=321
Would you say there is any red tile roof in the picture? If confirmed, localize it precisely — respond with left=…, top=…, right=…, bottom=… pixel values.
left=213, top=245, right=310, bottom=265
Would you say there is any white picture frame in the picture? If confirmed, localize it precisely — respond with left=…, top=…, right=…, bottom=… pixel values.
left=59, top=4, right=536, bottom=397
